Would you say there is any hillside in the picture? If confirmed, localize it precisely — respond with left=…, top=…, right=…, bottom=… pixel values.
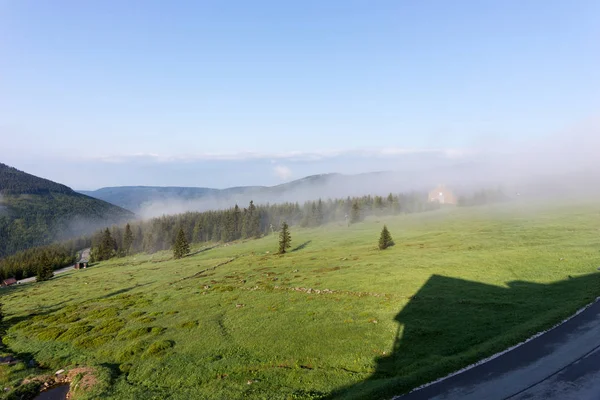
left=0, top=163, right=134, bottom=258
left=1, top=202, right=599, bottom=399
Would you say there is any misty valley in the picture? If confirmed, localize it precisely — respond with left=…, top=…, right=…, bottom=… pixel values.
left=1, top=162, right=599, bottom=399
left=2, top=2, right=599, bottom=398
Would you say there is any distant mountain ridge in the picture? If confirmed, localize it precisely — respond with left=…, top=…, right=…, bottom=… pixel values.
left=79, top=172, right=434, bottom=217
left=0, top=163, right=134, bottom=258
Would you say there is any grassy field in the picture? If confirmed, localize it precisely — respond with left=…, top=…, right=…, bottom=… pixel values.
left=2, top=201, right=600, bottom=399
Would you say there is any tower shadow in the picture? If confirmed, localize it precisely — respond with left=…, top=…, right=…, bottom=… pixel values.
left=327, top=272, right=600, bottom=399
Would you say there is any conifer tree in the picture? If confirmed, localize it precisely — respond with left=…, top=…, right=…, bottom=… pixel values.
left=233, top=205, right=241, bottom=239
left=350, top=201, right=361, bottom=223
left=316, top=199, right=324, bottom=225
left=378, top=225, right=394, bottom=250
left=173, top=228, right=190, bottom=259
left=123, top=223, right=134, bottom=256
left=193, top=220, right=203, bottom=242
left=36, top=252, right=54, bottom=281
left=36, top=264, right=54, bottom=282
left=98, top=228, right=116, bottom=261
left=278, top=221, right=291, bottom=254
left=243, top=200, right=261, bottom=238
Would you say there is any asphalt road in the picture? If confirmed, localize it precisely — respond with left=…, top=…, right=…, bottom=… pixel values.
left=395, top=299, right=600, bottom=400
left=17, top=248, right=90, bottom=284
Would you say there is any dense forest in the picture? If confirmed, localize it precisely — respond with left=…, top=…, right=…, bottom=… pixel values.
left=0, top=163, right=134, bottom=258
left=0, top=237, right=91, bottom=280
left=88, top=192, right=437, bottom=261
left=0, top=162, right=73, bottom=195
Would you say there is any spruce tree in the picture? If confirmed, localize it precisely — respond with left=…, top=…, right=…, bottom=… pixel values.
left=350, top=201, right=361, bottom=223
left=173, top=228, right=190, bottom=259
left=378, top=225, right=394, bottom=250
left=193, top=221, right=203, bottom=242
left=250, top=201, right=260, bottom=237
left=316, top=199, right=324, bottom=225
left=123, top=223, right=134, bottom=256
left=36, top=264, right=54, bottom=282
left=278, top=221, right=291, bottom=254
left=98, top=228, right=116, bottom=261
left=36, top=253, right=54, bottom=282
left=233, top=205, right=241, bottom=239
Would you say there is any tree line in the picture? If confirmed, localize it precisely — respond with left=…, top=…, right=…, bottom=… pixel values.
left=0, top=192, right=436, bottom=279
left=0, top=236, right=90, bottom=280
left=90, top=193, right=436, bottom=261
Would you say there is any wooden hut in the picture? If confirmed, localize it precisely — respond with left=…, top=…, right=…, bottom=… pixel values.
left=2, top=278, right=17, bottom=287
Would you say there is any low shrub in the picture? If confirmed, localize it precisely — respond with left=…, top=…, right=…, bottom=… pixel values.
left=37, top=327, right=66, bottom=341
left=118, top=327, right=152, bottom=340
left=146, top=340, right=174, bottom=355
left=58, top=325, right=92, bottom=341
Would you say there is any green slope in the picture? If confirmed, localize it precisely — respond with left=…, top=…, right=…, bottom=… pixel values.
left=2, top=201, right=599, bottom=399
left=0, top=163, right=134, bottom=258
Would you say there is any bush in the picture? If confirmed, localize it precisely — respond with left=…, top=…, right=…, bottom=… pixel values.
left=117, top=341, right=146, bottom=362
left=58, top=325, right=92, bottom=341
left=92, top=318, right=125, bottom=335
left=146, top=340, right=174, bottom=355
left=37, top=327, right=66, bottom=341
left=118, top=327, right=152, bottom=340
left=178, top=321, right=198, bottom=329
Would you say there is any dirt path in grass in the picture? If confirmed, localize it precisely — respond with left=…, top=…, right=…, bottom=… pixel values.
left=396, top=298, right=600, bottom=400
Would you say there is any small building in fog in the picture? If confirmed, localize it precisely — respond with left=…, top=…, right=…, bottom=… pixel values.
left=428, top=185, right=457, bottom=205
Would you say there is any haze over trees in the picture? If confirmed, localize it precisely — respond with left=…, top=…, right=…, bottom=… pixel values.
left=458, top=189, right=509, bottom=207
left=350, top=201, right=361, bottom=224
left=0, top=191, right=437, bottom=280
left=0, top=163, right=133, bottom=258
left=85, top=193, right=436, bottom=263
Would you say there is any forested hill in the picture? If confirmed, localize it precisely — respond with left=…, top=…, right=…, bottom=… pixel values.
left=0, top=163, right=134, bottom=258
left=79, top=172, right=427, bottom=216
left=0, top=162, right=73, bottom=195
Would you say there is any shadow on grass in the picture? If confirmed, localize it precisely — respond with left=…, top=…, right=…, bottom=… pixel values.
left=327, top=272, right=600, bottom=400
left=98, top=283, right=152, bottom=299
left=292, top=241, right=312, bottom=252
left=187, top=245, right=218, bottom=257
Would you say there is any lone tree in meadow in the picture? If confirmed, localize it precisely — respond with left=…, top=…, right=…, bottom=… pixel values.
left=378, top=225, right=394, bottom=250
left=278, top=221, right=292, bottom=254
left=173, top=228, right=190, bottom=259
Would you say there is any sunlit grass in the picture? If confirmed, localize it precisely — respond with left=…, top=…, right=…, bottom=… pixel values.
left=2, top=201, right=600, bottom=399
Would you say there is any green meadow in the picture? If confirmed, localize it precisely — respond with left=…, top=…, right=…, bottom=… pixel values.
left=2, top=201, right=600, bottom=399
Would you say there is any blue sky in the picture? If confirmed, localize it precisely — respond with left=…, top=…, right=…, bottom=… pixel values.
left=1, top=1, right=599, bottom=189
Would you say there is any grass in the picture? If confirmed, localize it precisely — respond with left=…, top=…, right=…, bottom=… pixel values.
left=1, top=200, right=600, bottom=399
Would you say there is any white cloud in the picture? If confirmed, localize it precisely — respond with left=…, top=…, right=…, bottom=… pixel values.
left=87, top=147, right=469, bottom=164
left=273, top=165, right=292, bottom=180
